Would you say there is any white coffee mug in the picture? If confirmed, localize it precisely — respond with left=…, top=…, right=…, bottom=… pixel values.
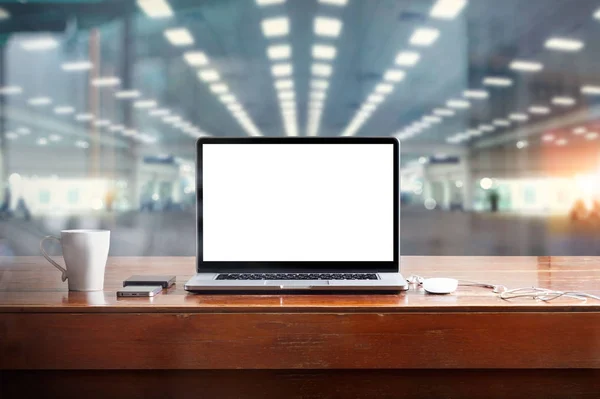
left=40, top=229, right=110, bottom=291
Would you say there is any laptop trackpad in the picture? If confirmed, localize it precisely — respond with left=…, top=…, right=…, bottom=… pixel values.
left=264, top=280, right=329, bottom=287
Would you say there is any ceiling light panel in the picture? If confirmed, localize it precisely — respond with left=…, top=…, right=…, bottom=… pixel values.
left=395, top=51, right=420, bottom=66
left=91, top=77, right=120, bottom=87
left=483, top=76, right=513, bottom=87
left=311, top=63, right=332, bottom=77
left=210, top=83, right=229, bottom=94
left=384, top=69, right=406, bottom=82
left=137, top=0, right=173, bottom=18
left=262, top=17, right=289, bottom=37
left=581, top=85, right=600, bottom=95
left=314, top=16, right=342, bottom=37
left=430, top=0, right=467, bottom=19
left=463, top=89, right=489, bottom=99
left=256, top=0, right=286, bottom=5
left=409, top=27, right=440, bottom=46
left=61, top=61, right=93, bottom=71
left=528, top=106, right=550, bottom=114
left=509, top=60, right=543, bottom=72
left=311, top=79, right=329, bottom=90
left=267, top=44, right=291, bottom=60
left=318, top=0, right=348, bottom=5
left=272, top=63, right=293, bottom=77
left=509, top=113, right=529, bottom=121
left=545, top=37, right=584, bottom=52
left=22, top=37, right=58, bottom=51
left=164, top=28, right=194, bottom=46
left=183, top=51, right=209, bottom=66
left=198, top=69, right=220, bottom=82
left=275, top=79, right=294, bottom=90
left=446, top=99, right=470, bottom=109
left=115, top=90, right=141, bottom=99
left=312, top=44, right=337, bottom=60
left=552, top=96, right=575, bottom=106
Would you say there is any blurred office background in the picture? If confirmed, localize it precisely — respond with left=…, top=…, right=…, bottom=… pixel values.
left=0, top=0, right=599, bottom=256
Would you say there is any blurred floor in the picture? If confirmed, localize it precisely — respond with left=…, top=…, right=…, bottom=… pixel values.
left=1, top=208, right=599, bottom=256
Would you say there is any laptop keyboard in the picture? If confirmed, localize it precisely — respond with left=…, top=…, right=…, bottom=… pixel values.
left=216, top=273, right=379, bottom=280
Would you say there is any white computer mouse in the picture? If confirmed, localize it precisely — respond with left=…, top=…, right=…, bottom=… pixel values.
left=422, top=278, right=458, bottom=294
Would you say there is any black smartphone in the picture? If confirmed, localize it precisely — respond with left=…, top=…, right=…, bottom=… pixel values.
left=123, top=275, right=176, bottom=288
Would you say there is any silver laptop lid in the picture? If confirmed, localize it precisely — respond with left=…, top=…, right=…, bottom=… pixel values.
left=196, top=137, right=399, bottom=273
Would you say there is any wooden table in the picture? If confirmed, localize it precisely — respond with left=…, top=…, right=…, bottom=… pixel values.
left=1, top=256, right=599, bottom=398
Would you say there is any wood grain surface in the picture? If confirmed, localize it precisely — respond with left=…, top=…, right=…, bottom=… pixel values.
left=0, top=256, right=599, bottom=312
left=1, top=256, right=599, bottom=398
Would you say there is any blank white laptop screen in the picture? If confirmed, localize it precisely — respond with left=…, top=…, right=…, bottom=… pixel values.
left=202, top=143, right=394, bottom=262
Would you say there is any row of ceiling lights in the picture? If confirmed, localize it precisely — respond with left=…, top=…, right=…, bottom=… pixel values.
left=341, top=0, right=467, bottom=136
left=396, top=1, right=600, bottom=150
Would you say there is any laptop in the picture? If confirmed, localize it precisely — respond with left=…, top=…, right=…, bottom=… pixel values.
left=185, top=137, right=408, bottom=292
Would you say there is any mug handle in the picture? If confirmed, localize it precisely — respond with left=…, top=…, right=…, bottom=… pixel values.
left=40, top=236, right=68, bottom=282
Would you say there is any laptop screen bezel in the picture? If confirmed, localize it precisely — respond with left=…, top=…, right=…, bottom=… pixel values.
left=196, top=137, right=399, bottom=273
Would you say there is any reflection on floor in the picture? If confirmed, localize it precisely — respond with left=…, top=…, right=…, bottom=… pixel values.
left=1, top=208, right=599, bottom=256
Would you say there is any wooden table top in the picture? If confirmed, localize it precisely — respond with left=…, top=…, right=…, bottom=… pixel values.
left=1, top=256, right=599, bottom=313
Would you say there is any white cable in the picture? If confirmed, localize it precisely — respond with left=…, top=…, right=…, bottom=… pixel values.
left=407, top=274, right=600, bottom=302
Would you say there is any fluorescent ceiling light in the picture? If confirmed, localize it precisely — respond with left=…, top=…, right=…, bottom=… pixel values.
left=256, top=0, right=285, bottom=5
left=446, top=99, right=470, bottom=109
left=210, top=83, right=229, bottom=94
left=311, top=79, right=329, bottom=90
left=228, top=103, right=243, bottom=112
left=545, top=37, right=584, bottom=52
left=162, top=115, right=181, bottom=123
left=281, top=101, right=295, bottom=110
left=54, top=106, right=75, bottom=115
left=467, top=129, right=482, bottom=137
left=219, top=94, right=236, bottom=103
left=109, top=125, right=125, bottom=132
left=552, top=96, right=575, bottom=106
left=479, top=124, right=495, bottom=132
left=17, top=127, right=31, bottom=135
left=28, top=97, right=52, bottom=106
left=314, top=16, right=342, bottom=37
left=395, top=51, right=420, bottom=66
left=275, top=79, right=293, bottom=90
left=123, top=129, right=137, bottom=137
left=272, top=63, right=293, bottom=77
left=183, top=51, right=208, bottom=66
left=581, top=85, right=600, bottom=95
left=509, top=113, right=529, bottom=121
left=279, top=90, right=295, bottom=100
left=262, top=17, right=289, bottom=37
left=0, top=7, right=10, bottom=20
left=528, top=106, right=550, bottom=114
left=164, top=28, right=194, bottom=46
left=267, top=44, right=291, bottom=60
left=423, top=116, right=441, bottom=123
left=93, top=119, right=111, bottom=127
left=585, top=132, right=599, bottom=140
left=0, top=86, right=22, bottom=95
left=115, top=90, right=141, bottom=99
left=409, top=27, right=440, bottom=46
left=383, top=69, right=405, bottom=82
left=509, top=60, right=543, bottom=72
left=433, top=108, right=455, bottom=117
left=311, top=63, right=332, bottom=77
left=149, top=109, right=170, bottom=117
left=430, top=0, right=467, bottom=19
left=61, top=61, right=93, bottom=71
left=91, top=77, right=120, bottom=87
left=6, top=132, right=18, bottom=140
left=75, top=113, right=94, bottom=122
left=367, top=94, right=385, bottom=104
left=22, top=37, right=58, bottom=51
left=362, top=103, right=376, bottom=112
left=572, top=127, right=586, bottom=135
left=594, top=8, right=600, bottom=19
left=375, top=83, right=394, bottom=94
left=492, top=119, right=510, bottom=126
left=318, top=0, right=348, bottom=5
left=312, top=44, right=336, bottom=60
left=198, top=69, right=220, bottom=82
left=137, top=0, right=173, bottom=18
left=133, top=100, right=157, bottom=109
left=310, top=91, right=325, bottom=100
left=37, top=138, right=48, bottom=146
left=463, top=89, right=489, bottom=99
left=483, top=76, right=513, bottom=87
